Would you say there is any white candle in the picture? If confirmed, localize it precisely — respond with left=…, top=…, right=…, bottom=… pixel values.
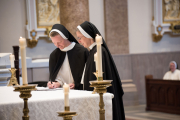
left=19, top=37, right=28, bottom=85
left=9, top=54, right=15, bottom=68
left=63, top=83, right=70, bottom=106
left=94, top=52, right=98, bottom=72
left=95, top=34, right=103, bottom=77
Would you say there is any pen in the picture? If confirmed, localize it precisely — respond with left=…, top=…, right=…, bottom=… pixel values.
left=50, top=79, right=52, bottom=84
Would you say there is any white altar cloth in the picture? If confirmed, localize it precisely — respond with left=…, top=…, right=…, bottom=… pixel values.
left=0, top=86, right=113, bottom=120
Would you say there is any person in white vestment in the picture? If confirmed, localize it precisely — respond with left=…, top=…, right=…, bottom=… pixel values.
left=163, top=61, right=180, bottom=80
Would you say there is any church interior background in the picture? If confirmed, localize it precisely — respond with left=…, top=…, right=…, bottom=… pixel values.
left=0, top=0, right=180, bottom=120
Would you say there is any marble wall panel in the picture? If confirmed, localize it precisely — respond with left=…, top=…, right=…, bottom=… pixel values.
left=112, top=54, right=132, bottom=80
left=60, top=0, right=89, bottom=39
left=105, top=0, right=129, bottom=54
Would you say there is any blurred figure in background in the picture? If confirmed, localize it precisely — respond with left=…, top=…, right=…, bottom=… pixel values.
left=163, top=61, right=180, bottom=80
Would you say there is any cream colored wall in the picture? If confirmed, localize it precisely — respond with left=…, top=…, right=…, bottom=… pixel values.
left=0, top=0, right=26, bottom=53
left=0, top=0, right=56, bottom=58
left=88, top=0, right=105, bottom=38
left=0, top=0, right=105, bottom=58
left=128, top=0, right=180, bottom=54
left=1, top=0, right=180, bottom=57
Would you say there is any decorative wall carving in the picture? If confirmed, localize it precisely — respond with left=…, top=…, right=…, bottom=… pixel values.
left=27, top=29, right=38, bottom=48
left=152, top=0, right=180, bottom=42
left=152, top=25, right=163, bottom=42
left=25, top=0, right=60, bottom=48
left=169, top=21, right=180, bottom=33
left=36, top=0, right=60, bottom=28
left=163, top=0, right=180, bottom=23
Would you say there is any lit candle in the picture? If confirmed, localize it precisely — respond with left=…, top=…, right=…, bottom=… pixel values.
left=9, top=54, right=15, bottom=68
left=63, top=83, right=70, bottom=106
left=19, top=37, right=28, bottom=85
left=95, top=34, right=103, bottom=77
left=94, top=52, right=98, bottom=72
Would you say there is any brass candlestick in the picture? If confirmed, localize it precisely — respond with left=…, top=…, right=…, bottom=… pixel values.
left=57, top=106, right=77, bottom=120
left=7, top=68, right=19, bottom=86
left=90, top=72, right=112, bottom=120
left=93, top=71, right=103, bottom=81
left=92, top=71, right=104, bottom=94
left=14, top=84, right=37, bottom=120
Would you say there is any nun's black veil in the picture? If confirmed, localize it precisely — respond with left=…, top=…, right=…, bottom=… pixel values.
left=79, top=21, right=125, bottom=120
left=50, top=24, right=78, bottom=43
left=80, top=21, right=124, bottom=95
left=29, top=24, right=81, bottom=87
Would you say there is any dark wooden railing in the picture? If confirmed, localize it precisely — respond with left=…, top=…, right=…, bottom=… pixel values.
left=145, top=75, right=180, bottom=114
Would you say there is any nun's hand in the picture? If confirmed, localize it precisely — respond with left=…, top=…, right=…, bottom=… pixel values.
left=52, top=82, right=61, bottom=88
left=69, top=83, right=75, bottom=89
left=47, top=81, right=54, bottom=89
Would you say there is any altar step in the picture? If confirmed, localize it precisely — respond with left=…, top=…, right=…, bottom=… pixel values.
left=122, top=79, right=133, bottom=84
left=0, top=69, right=11, bottom=86
left=0, top=53, right=11, bottom=66
left=0, top=69, right=10, bottom=86
left=122, top=79, right=139, bottom=106
left=0, top=53, right=11, bottom=86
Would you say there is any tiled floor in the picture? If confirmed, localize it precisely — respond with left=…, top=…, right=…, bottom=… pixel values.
left=125, top=105, right=180, bottom=120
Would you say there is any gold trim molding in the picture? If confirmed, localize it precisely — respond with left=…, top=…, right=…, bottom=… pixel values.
left=44, top=27, right=52, bottom=37
left=57, top=106, right=77, bottom=120
left=36, top=0, right=60, bottom=28
left=163, top=0, right=180, bottom=24
left=153, top=25, right=163, bottom=42
left=27, top=29, right=38, bottom=48
left=25, top=0, right=60, bottom=47
left=169, top=21, right=180, bottom=34
left=152, top=0, right=180, bottom=39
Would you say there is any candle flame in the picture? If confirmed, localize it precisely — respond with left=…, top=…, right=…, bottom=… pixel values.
left=96, top=34, right=99, bottom=36
left=20, top=36, right=22, bottom=39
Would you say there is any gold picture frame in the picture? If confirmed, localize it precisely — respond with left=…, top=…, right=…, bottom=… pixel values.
left=36, top=0, right=60, bottom=28
left=163, top=0, right=180, bottom=24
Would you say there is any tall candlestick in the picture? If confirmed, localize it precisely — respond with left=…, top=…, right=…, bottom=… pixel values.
left=94, top=52, right=98, bottom=72
left=95, top=35, right=103, bottom=77
left=63, top=83, right=70, bottom=106
left=9, top=54, right=15, bottom=68
left=19, top=37, right=28, bottom=85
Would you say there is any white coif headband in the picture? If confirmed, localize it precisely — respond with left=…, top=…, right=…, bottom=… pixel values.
left=170, top=61, right=177, bottom=69
left=77, top=25, right=92, bottom=39
left=49, top=29, right=68, bottom=39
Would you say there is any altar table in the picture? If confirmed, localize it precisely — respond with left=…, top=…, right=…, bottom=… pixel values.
left=0, top=86, right=113, bottom=120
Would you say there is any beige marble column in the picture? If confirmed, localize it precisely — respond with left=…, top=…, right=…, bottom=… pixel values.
left=104, top=0, right=129, bottom=54
left=59, top=0, right=89, bottom=38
